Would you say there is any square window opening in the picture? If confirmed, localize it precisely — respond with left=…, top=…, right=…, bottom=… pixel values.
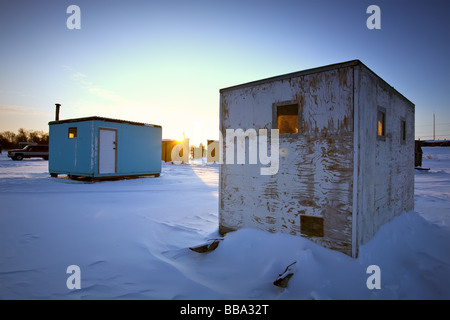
left=68, top=127, right=77, bottom=139
left=300, top=215, right=324, bottom=237
left=277, top=104, right=299, bottom=134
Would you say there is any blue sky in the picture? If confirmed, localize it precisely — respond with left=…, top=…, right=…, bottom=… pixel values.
left=0, top=0, right=449, bottom=143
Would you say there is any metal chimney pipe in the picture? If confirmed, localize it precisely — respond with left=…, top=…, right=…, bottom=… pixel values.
left=55, top=103, right=61, bottom=121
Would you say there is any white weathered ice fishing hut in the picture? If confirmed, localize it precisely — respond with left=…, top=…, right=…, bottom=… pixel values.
left=219, top=60, right=415, bottom=257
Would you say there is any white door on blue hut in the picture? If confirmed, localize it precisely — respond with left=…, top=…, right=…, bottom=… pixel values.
left=99, top=128, right=117, bottom=174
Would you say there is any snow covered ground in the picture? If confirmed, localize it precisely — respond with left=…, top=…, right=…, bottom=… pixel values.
left=0, top=147, right=449, bottom=300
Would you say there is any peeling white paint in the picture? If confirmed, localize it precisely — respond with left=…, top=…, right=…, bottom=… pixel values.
left=219, top=61, right=414, bottom=257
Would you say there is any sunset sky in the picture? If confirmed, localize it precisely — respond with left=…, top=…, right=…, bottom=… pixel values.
left=0, top=0, right=449, bottom=144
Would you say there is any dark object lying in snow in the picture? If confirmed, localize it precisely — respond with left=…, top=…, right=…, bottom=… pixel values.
left=189, top=239, right=223, bottom=253
left=273, top=261, right=297, bottom=288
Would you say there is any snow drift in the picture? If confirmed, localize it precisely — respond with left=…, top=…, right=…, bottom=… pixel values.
left=0, top=148, right=449, bottom=300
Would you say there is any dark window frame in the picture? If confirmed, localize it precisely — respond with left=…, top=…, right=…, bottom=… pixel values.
left=400, top=117, right=406, bottom=144
left=68, top=127, right=77, bottom=139
left=272, top=100, right=302, bottom=134
left=377, top=106, right=386, bottom=141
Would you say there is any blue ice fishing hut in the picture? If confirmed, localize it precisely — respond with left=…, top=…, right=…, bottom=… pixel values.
left=48, top=116, right=162, bottom=179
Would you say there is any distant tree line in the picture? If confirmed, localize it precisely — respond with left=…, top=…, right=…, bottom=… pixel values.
left=0, top=129, right=49, bottom=149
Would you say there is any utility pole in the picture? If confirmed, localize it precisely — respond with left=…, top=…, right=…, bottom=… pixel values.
left=433, top=113, right=436, bottom=141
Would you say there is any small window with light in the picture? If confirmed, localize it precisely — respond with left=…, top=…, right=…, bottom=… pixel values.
left=68, top=127, right=77, bottom=139
left=377, top=107, right=386, bottom=141
left=273, top=101, right=300, bottom=134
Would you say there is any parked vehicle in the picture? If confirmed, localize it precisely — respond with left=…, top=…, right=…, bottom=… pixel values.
left=7, top=145, right=49, bottom=161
